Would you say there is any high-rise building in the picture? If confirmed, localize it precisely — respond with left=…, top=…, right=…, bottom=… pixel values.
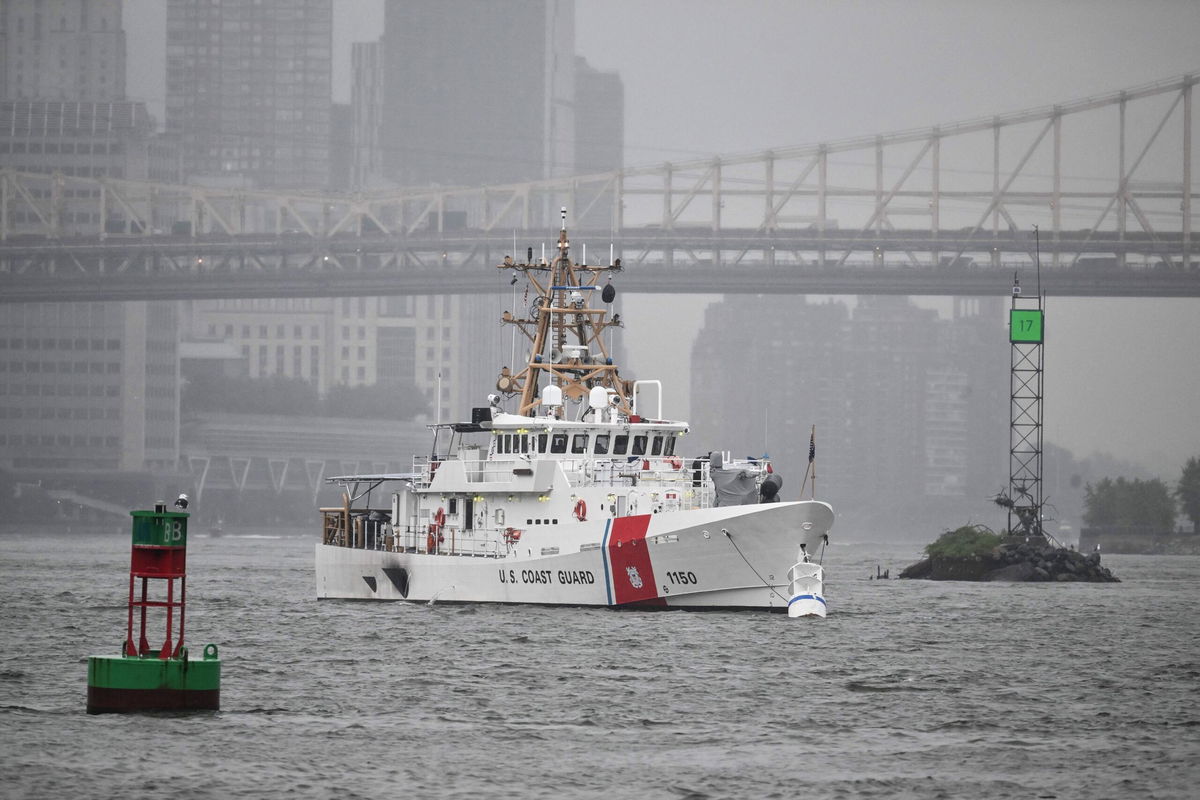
left=574, top=56, right=622, bottom=173
left=689, top=295, right=1008, bottom=535
left=355, top=3, right=622, bottom=197
left=690, top=296, right=852, bottom=507
left=336, top=2, right=619, bottom=426
left=192, top=3, right=623, bottom=428
left=943, top=296, right=1009, bottom=501
left=350, top=41, right=385, bottom=190
left=378, top=0, right=575, bottom=188
left=0, top=0, right=126, bottom=102
left=842, top=296, right=939, bottom=513
left=329, top=102, right=353, bottom=191
left=0, top=1, right=156, bottom=236
left=0, top=101, right=156, bottom=234
left=165, top=0, right=333, bottom=190
left=0, top=301, right=180, bottom=474
left=186, top=294, right=465, bottom=422
left=573, top=55, right=623, bottom=229
left=0, top=1, right=180, bottom=487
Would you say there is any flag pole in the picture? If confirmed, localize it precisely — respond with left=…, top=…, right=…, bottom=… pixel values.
left=809, top=425, right=816, bottom=499
left=800, top=424, right=816, bottom=499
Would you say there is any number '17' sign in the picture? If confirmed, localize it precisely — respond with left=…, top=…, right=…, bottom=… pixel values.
left=1010, top=309, right=1044, bottom=343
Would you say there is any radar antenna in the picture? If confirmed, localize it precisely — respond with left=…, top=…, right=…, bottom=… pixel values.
left=496, top=211, right=626, bottom=417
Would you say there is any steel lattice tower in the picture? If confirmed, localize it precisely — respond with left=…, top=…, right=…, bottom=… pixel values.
left=1008, top=274, right=1045, bottom=538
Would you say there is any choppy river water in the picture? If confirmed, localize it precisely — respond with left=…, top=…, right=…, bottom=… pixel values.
left=1, top=528, right=1197, bottom=799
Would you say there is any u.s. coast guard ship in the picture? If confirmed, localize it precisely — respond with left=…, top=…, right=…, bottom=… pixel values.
left=314, top=213, right=833, bottom=611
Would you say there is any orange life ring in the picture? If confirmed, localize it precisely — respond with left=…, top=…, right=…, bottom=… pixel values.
left=504, top=527, right=522, bottom=544
left=433, top=506, right=446, bottom=530
left=573, top=499, right=587, bottom=521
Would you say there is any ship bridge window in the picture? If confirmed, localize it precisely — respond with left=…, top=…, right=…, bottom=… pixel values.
left=572, top=433, right=589, bottom=454
left=537, top=433, right=548, bottom=453
left=594, top=433, right=610, bottom=455
left=664, top=436, right=676, bottom=456
left=651, top=435, right=664, bottom=456
left=551, top=433, right=568, bottom=454
left=632, top=435, right=648, bottom=456
left=518, top=435, right=529, bottom=454
left=613, top=434, right=629, bottom=455
left=498, top=435, right=509, bottom=454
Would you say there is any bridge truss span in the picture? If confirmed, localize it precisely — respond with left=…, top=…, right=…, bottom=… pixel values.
left=1, top=72, right=1198, bottom=300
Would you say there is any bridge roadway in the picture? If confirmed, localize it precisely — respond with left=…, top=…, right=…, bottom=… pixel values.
left=1, top=228, right=1197, bottom=301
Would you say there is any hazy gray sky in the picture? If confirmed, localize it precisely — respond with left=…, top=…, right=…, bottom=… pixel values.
left=122, top=0, right=1200, bottom=476
left=575, top=1, right=1200, bottom=162
left=572, top=0, right=1200, bottom=477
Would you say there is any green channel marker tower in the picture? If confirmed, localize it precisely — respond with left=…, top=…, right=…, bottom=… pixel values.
left=1008, top=269, right=1045, bottom=540
left=86, top=504, right=221, bottom=713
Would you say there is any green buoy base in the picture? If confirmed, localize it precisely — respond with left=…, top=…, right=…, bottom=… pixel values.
left=87, top=644, right=221, bottom=714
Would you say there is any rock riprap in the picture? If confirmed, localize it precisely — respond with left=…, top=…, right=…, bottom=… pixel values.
left=901, top=534, right=1120, bottom=583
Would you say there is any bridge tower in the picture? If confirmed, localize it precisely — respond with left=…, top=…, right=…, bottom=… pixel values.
left=1007, top=272, right=1045, bottom=538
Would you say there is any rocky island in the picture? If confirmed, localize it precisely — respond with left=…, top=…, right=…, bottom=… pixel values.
left=900, top=525, right=1120, bottom=583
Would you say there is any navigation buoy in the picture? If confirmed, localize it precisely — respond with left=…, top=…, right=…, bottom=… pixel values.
left=86, top=503, right=221, bottom=713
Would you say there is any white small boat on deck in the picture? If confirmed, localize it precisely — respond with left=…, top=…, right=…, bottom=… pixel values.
left=314, top=212, right=834, bottom=612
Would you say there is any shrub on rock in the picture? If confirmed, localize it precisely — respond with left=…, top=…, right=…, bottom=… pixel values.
left=923, top=525, right=1003, bottom=559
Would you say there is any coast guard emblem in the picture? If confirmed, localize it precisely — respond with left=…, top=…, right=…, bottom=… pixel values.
left=626, top=565, right=644, bottom=589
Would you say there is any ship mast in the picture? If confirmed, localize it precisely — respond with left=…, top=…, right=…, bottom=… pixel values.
left=496, top=208, right=627, bottom=417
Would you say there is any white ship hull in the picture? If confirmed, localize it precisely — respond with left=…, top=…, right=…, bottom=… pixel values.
left=316, top=500, right=833, bottom=611
left=314, top=218, right=838, bottom=615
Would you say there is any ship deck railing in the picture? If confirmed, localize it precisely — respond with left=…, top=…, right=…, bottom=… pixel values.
left=321, top=508, right=510, bottom=557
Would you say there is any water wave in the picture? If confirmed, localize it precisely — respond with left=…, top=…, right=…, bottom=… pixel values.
left=0, top=535, right=1196, bottom=799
